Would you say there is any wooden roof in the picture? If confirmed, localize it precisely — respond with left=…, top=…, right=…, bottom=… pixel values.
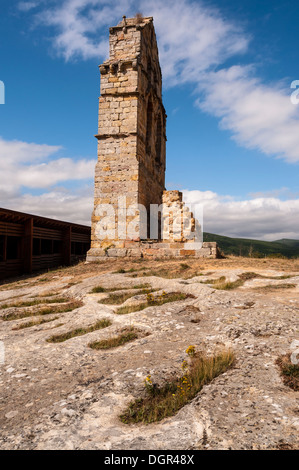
left=0, top=207, right=91, bottom=233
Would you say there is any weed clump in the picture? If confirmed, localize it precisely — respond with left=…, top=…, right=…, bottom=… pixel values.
left=276, top=354, right=299, bottom=391
left=12, top=316, right=59, bottom=330
left=3, top=300, right=83, bottom=321
left=0, top=297, right=69, bottom=310
left=47, top=318, right=112, bottom=343
left=89, top=327, right=140, bottom=350
left=120, top=347, right=235, bottom=424
left=91, top=283, right=151, bottom=294
left=99, top=288, right=155, bottom=305
left=116, top=292, right=193, bottom=315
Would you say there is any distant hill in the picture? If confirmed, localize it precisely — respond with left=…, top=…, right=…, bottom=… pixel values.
left=203, top=233, right=299, bottom=258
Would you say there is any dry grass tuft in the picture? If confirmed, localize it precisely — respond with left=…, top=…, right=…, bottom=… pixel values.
left=120, top=349, right=235, bottom=424
left=212, top=272, right=259, bottom=290
left=89, top=327, right=140, bottom=350
left=116, top=292, right=194, bottom=315
left=99, top=288, right=155, bottom=305
left=2, top=300, right=83, bottom=321
left=276, top=354, right=299, bottom=391
left=47, top=318, right=112, bottom=343
left=254, top=283, right=297, bottom=292
left=91, top=283, right=151, bottom=294
left=0, top=297, right=69, bottom=310
left=12, top=316, right=60, bottom=330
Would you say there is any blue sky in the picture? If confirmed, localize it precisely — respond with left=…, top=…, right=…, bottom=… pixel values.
left=0, top=0, right=299, bottom=240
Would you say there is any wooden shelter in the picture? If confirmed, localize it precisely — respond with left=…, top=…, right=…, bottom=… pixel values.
left=0, top=208, right=91, bottom=281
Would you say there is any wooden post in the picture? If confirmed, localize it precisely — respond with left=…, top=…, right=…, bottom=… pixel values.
left=24, top=217, right=33, bottom=274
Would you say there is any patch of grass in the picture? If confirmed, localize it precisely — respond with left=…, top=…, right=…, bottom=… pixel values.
left=99, top=288, right=155, bottom=305
left=212, top=272, right=296, bottom=292
left=91, top=286, right=109, bottom=293
left=12, top=316, right=60, bottom=330
left=114, top=267, right=150, bottom=275
left=120, top=349, right=235, bottom=424
left=36, top=291, right=61, bottom=298
left=140, top=269, right=184, bottom=279
left=116, top=292, right=194, bottom=315
left=214, top=280, right=243, bottom=290
left=46, top=318, right=112, bottom=343
left=254, top=283, right=297, bottom=292
left=213, top=272, right=260, bottom=290
left=266, top=275, right=294, bottom=280
left=132, top=284, right=151, bottom=289
left=89, top=327, right=139, bottom=350
left=180, top=263, right=190, bottom=270
left=90, top=283, right=151, bottom=294
left=66, top=282, right=80, bottom=288
left=201, top=276, right=226, bottom=285
left=131, top=266, right=202, bottom=281
left=0, top=297, right=69, bottom=310
left=114, top=268, right=127, bottom=274
left=2, top=300, right=83, bottom=321
left=51, top=323, right=64, bottom=329
left=276, top=354, right=299, bottom=391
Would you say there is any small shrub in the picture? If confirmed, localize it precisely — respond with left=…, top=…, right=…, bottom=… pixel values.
left=180, top=263, right=190, bottom=270
left=91, top=286, right=107, bottom=293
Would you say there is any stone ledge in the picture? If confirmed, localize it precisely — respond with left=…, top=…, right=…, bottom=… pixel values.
left=86, top=242, right=220, bottom=261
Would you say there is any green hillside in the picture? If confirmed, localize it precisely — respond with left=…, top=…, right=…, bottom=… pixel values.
left=203, top=233, right=299, bottom=258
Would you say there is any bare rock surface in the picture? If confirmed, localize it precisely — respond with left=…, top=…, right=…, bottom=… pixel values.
left=0, top=257, right=298, bottom=450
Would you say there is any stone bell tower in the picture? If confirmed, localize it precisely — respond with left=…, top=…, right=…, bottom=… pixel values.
left=87, top=16, right=219, bottom=260
left=87, top=16, right=167, bottom=259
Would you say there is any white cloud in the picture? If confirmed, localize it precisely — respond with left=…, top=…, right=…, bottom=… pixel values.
left=196, top=66, right=299, bottom=163
left=35, top=0, right=133, bottom=61
left=183, top=189, right=299, bottom=241
left=0, top=137, right=61, bottom=163
left=139, top=0, right=248, bottom=85
left=1, top=135, right=298, bottom=237
left=0, top=136, right=95, bottom=197
left=18, top=1, right=40, bottom=12
left=25, top=0, right=299, bottom=164
left=2, top=187, right=93, bottom=226
left=0, top=136, right=95, bottom=225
